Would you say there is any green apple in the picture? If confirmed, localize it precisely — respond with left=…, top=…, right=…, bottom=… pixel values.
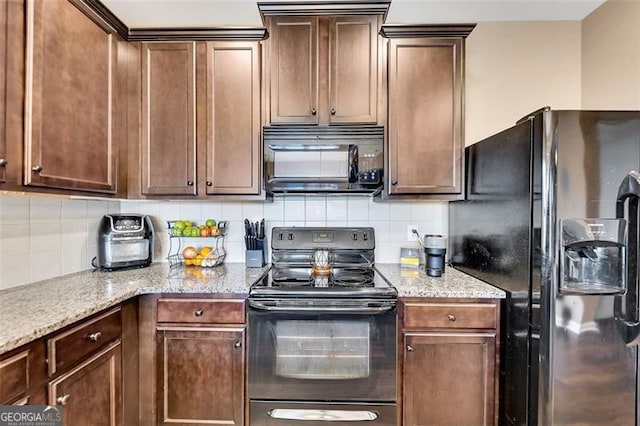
left=205, top=219, right=216, bottom=227
left=174, top=220, right=186, bottom=230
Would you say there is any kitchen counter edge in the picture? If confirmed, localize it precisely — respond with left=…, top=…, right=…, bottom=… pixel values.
left=0, top=263, right=504, bottom=355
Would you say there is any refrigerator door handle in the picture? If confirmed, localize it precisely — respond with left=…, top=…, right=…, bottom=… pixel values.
left=615, top=171, right=640, bottom=345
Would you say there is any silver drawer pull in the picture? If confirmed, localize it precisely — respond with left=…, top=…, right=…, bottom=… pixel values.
left=234, top=341, right=242, bottom=349
left=88, top=332, right=102, bottom=341
left=447, top=314, right=456, bottom=321
left=194, top=309, right=203, bottom=317
left=268, top=409, right=378, bottom=422
left=406, top=345, right=414, bottom=352
left=57, top=394, right=71, bottom=405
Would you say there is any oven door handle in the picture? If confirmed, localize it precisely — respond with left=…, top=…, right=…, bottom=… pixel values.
left=248, top=299, right=395, bottom=314
left=268, top=408, right=379, bottom=422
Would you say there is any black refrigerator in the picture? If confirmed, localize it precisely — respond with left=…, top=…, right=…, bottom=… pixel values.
left=450, top=108, right=640, bottom=425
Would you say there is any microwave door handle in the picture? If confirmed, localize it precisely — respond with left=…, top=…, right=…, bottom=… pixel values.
left=268, top=409, right=378, bottom=422
left=615, top=171, right=640, bottom=345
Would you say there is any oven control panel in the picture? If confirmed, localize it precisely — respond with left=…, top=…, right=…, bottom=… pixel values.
left=271, top=227, right=375, bottom=250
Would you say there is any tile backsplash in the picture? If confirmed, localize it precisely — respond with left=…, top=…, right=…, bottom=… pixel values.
left=0, top=193, right=447, bottom=290
left=122, top=196, right=448, bottom=267
left=0, top=193, right=120, bottom=290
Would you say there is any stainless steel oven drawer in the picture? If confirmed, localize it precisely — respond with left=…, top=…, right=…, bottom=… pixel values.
left=250, top=401, right=397, bottom=426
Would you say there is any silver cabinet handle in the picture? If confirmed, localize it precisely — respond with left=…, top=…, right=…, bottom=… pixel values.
left=447, top=314, right=456, bottom=321
left=194, top=309, right=203, bottom=317
left=32, top=165, right=43, bottom=173
left=311, top=108, right=317, bottom=115
left=391, top=180, right=398, bottom=185
left=206, top=181, right=212, bottom=186
left=187, top=180, right=194, bottom=186
left=234, top=341, right=242, bottom=349
left=0, top=158, right=7, bottom=167
left=57, top=394, right=70, bottom=405
left=331, top=108, right=336, bottom=115
left=406, top=345, right=414, bottom=352
left=88, top=332, right=102, bottom=342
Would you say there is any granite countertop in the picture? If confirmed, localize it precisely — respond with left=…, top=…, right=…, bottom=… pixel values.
left=0, top=263, right=269, bottom=355
left=376, top=264, right=506, bottom=299
left=0, top=262, right=503, bottom=355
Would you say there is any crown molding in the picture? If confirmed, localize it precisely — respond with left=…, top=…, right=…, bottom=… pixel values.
left=380, top=24, right=477, bottom=38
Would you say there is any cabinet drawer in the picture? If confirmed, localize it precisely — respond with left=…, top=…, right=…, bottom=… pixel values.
left=404, top=302, right=497, bottom=329
left=0, top=350, right=29, bottom=403
left=48, top=308, right=122, bottom=376
left=157, top=299, right=245, bottom=324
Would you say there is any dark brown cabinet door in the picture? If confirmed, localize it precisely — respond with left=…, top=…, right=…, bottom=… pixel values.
left=388, top=38, right=464, bottom=195
left=268, top=16, right=318, bottom=124
left=205, top=41, right=261, bottom=195
left=24, top=0, right=119, bottom=193
left=403, top=332, right=496, bottom=426
left=329, top=16, right=378, bottom=124
left=0, top=0, right=25, bottom=187
left=49, top=341, right=122, bottom=426
left=157, top=327, right=245, bottom=425
left=141, top=42, right=197, bottom=195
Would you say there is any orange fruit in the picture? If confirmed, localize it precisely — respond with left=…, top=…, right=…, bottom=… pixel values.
left=182, top=246, right=197, bottom=259
left=194, top=254, right=204, bottom=266
left=200, top=247, right=213, bottom=257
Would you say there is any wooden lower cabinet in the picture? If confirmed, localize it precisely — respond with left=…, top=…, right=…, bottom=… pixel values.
left=403, top=332, right=497, bottom=426
left=156, top=327, right=245, bottom=426
left=401, top=298, right=500, bottom=426
left=49, top=341, right=122, bottom=426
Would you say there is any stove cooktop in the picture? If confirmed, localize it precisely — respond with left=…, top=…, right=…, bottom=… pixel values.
left=250, top=267, right=397, bottom=299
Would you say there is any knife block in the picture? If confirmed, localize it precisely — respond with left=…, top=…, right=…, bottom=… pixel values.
left=246, top=238, right=267, bottom=267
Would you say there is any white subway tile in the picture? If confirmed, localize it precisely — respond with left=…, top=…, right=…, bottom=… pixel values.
left=108, top=201, right=121, bottom=214
left=347, top=220, right=369, bottom=228
left=87, top=200, right=109, bottom=218
left=284, top=197, right=305, bottom=221
left=225, top=220, right=245, bottom=242
left=29, top=250, right=61, bottom=283
left=369, top=221, right=391, bottom=242
left=31, top=197, right=61, bottom=221
left=243, top=202, right=264, bottom=221
left=305, top=197, right=326, bottom=221
left=30, top=222, right=62, bottom=254
left=225, top=241, right=245, bottom=263
left=221, top=202, right=243, bottom=220
left=388, top=221, right=413, bottom=243
left=62, top=231, right=88, bottom=276
left=155, top=202, right=181, bottom=224
left=368, top=199, right=390, bottom=221
left=347, top=197, right=369, bottom=221
left=326, top=220, right=348, bottom=227
left=0, top=194, right=30, bottom=223
left=305, top=221, right=326, bottom=227
left=0, top=253, right=29, bottom=289
left=62, top=199, right=87, bottom=220
left=389, top=202, right=412, bottom=221
left=1, top=222, right=30, bottom=256
left=200, top=202, right=223, bottom=223
left=326, top=198, right=348, bottom=221
left=264, top=198, right=284, bottom=221
left=180, top=203, right=202, bottom=223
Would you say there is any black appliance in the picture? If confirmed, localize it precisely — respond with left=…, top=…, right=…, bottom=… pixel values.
left=248, top=227, right=398, bottom=426
left=263, top=126, right=384, bottom=194
left=96, top=214, right=154, bottom=270
left=450, top=108, right=640, bottom=425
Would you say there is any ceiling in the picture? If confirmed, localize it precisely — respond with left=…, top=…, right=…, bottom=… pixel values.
left=101, top=0, right=607, bottom=28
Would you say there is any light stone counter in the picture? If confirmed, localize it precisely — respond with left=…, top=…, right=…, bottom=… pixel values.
left=1, top=263, right=503, bottom=355
left=0, top=263, right=268, bottom=354
left=375, top=264, right=506, bottom=299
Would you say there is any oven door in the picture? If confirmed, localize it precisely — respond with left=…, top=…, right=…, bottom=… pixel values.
left=248, top=299, right=397, bottom=402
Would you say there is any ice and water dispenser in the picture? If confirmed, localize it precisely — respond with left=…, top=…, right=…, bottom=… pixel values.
left=560, top=219, right=627, bottom=294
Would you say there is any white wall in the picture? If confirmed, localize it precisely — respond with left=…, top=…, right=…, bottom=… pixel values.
left=0, top=193, right=120, bottom=290
left=122, top=197, right=447, bottom=267
left=582, top=0, right=640, bottom=109
left=465, top=21, right=583, bottom=145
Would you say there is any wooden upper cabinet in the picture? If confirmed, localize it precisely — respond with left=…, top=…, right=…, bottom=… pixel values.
left=24, top=0, right=120, bottom=193
left=268, top=16, right=318, bottom=124
left=205, top=41, right=261, bottom=195
left=141, top=42, right=197, bottom=195
left=1, top=0, right=25, bottom=187
left=387, top=36, right=464, bottom=196
left=267, top=15, right=380, bottom=126
left=329, top=16, right=378, bottom=124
